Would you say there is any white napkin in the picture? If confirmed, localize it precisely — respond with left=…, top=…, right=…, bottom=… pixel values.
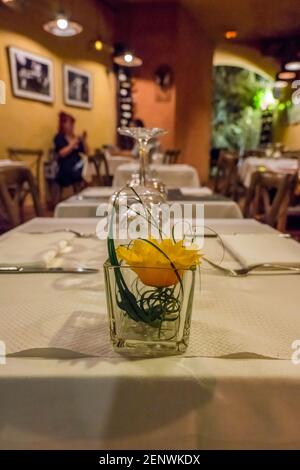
left=180, top=187, right=212, bottom=197
left=221, top=234, right=300, bottom=267
left=0, top=232, right=74, bottom=268
left=81, top=187, right=115, bottom=199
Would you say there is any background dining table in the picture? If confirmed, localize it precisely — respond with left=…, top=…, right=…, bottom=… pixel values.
left=105, top=155, right=134, bottom=176
left=1, top=217, right=300, bottom=449
left=239, top=156, right=299, bottom=188
left=113, top=163, right=200, bottom=188
left=54, top=186, right=243, bottom=219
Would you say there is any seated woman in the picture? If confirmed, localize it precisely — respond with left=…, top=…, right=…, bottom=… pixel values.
left=54, top=112, right=89, bottom=188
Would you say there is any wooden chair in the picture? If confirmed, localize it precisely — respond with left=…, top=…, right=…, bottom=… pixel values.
left=0, top=166, right=42, bottom=228
left=8, top=148, right=44, bottom=193
left=163, top=149, right=181, bottom=164
left=243, top=149, right=266, bottom=158
left=214, top=150, right=240, bottom=197
left=89, top=149, right=112, bottom=186
left=282, top=150, right=300, bottom=159
left=243, top=170, right=298, bottom=231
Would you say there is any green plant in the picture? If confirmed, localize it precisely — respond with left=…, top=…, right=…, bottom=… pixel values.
left=212, top=66, right=270, bottom=151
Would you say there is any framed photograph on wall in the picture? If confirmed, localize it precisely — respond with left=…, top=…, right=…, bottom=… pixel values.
left=8, top=46, right=54, bottom=103
left=63, top=64, right=92, bottom=109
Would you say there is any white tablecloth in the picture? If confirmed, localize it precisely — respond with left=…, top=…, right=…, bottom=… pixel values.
left=54, top=187, right=242, bottom=219
left=0, top=159, right=26, bottom=168
left=106, top=155, right=134, bottom=176
left=113, top=163, right=200, bottom=188
left=1, top=218, right=300, bottom=449
left=239, top=157, right=298, bottom=187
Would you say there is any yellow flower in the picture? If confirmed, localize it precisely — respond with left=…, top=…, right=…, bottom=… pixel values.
left=116, top=238, right=201, bottom=287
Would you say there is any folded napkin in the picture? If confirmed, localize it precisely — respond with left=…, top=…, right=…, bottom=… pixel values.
left=0, top=232, right=74, bottom=268
left=180, top=187, right=212, bottom=197
left=81, top=187, right=115, bottom=199
left=221, top=234, right=300, bottom=267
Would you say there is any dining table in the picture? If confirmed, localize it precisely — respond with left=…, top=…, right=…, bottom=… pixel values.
left=1, top=217, right=300, bottom=449
left=0, top=159, right=27, bottom=168
left=105, top=155, right=134, bottom=176
left=239, top=157, right=299, bottom=188
left=113, top=163, right=200, bottom=188
left=54, top=186, right=243, bottom=219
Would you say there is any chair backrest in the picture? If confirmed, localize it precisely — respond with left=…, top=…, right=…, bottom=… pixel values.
left=89, top=149, right=111, bottom=186
left=214, top=150, right=239, bottom=196
left=243, top=170, right=298, bottom=230
left=243, top=149, right=266, bottom=158
left=0, top=166, right=42, bottom=227
left=282, top=150, right=300, bottom=159
left=7, top=148, right=44, bottom=191
left=163, top=149, right=181, bottom=164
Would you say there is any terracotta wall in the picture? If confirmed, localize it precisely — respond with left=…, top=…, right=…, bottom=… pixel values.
left=116, top=3, right=177, bottom=149
left=175, top=8, right=213, bottom=183
left=116, top=3, right=214, bottom=183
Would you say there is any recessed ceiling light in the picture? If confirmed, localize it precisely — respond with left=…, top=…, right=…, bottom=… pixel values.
left=277, top=71, right=296, bottom=80
left=285, top=61, right=300, bottom=71
left=43, top=14, right=82, bottom=37
left=114, top=51, right=143, bottom=67
left=224, top=30, right=238, bottom=40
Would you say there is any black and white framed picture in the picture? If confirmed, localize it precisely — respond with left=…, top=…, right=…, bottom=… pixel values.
left=63, top=64, right=92, bottom=109
left=8, top=46, right=54, bottom=103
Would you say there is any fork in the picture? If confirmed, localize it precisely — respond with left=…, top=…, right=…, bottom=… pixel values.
left=203, top=256, right=300, bottom=277
left=26, top=229, right=96, bottom=238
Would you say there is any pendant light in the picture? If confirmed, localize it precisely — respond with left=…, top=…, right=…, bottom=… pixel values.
left=43, top=13, right=82, bottom=37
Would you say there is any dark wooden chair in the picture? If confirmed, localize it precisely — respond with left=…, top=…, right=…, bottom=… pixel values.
left=214, top=150, right=240, bottom=197
left=163, top=149, right=181, bottom=164
left=282, top=150, right=300, bottom=159
left=0, top=166, right=42, bottom=228
left=89, top=149, right=112, bottom=186
left=7, top=148, right=44, bottom=193
left=243, top=149, right=266, bottom=158
left=243, top=170, right=298, bottom=231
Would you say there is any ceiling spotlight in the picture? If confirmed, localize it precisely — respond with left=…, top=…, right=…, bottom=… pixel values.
left=94, top=39, right=103, bottom=51
left=56, top=16, right=69, bottom=31
left=124, top=53, right=133, bottom=64
left=43, top=14, right=83, bottom=37
left=273, top=80, right=289, bottom=89
left=285, top=61, right=300, bottom=71
left=224, top=30, right=238, bottom=40
left=114, top=51, right=143, bottom=67
left=277, top=71, right=296, bottom=80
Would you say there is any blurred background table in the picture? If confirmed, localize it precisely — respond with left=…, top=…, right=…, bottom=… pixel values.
left=54, top=186, right=242, bottom=219
left=239, top=157, right=299, bottom=188
left=113, top=163, right=200, bottom=188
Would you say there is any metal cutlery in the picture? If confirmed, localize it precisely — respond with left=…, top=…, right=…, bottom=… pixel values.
left=25, top=229, right=96, bottom=238
left=0, top=266, right=99, bottom=274
left=203, top=257, right=300, bottom=277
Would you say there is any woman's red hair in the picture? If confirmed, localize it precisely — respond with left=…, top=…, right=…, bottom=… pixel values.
left=58, top=111, right=75, bottom=134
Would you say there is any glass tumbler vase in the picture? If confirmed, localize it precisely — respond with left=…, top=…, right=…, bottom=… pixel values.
left=104, top=261, right=196, bottom=357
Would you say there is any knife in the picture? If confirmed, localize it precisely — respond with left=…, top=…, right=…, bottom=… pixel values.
left=0, top=266, right=99, bottom=274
